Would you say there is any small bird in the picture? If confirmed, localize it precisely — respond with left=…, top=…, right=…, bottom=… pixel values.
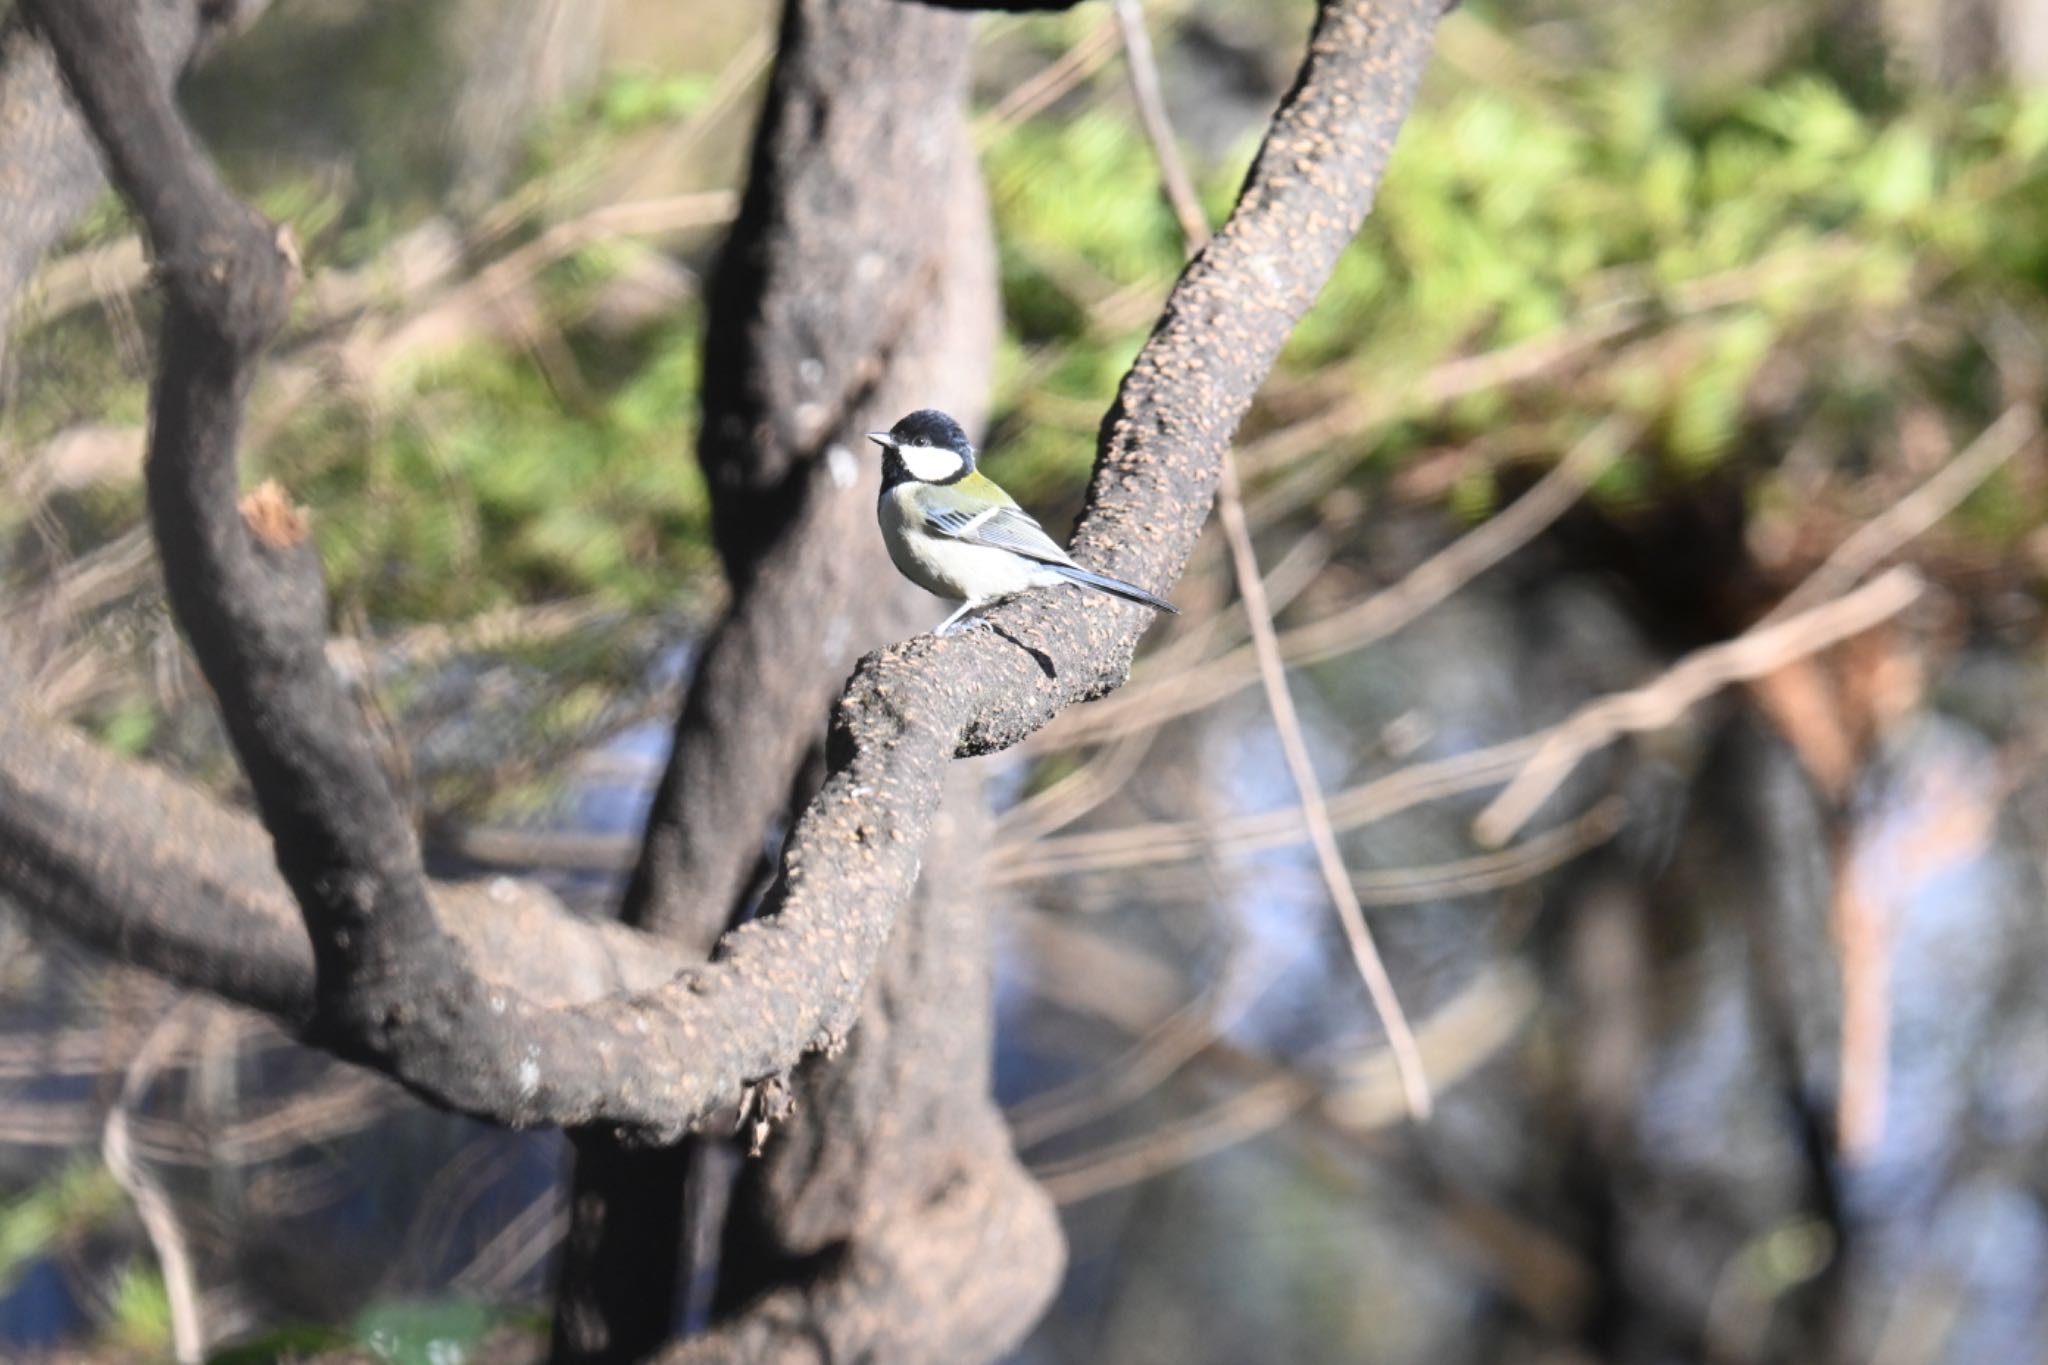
left=867, top=409, right=1180, bottom=637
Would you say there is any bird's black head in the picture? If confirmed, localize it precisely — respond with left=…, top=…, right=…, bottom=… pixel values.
left=867, top=408, right=976, bottom=486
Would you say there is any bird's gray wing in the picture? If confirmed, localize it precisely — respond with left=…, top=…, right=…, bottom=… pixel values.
left=922, top=503, right=1074, bottom=566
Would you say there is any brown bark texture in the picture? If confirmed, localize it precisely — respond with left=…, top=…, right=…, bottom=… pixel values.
left=0, top=0, right=1444, bottom=1357
left=553, top=0, right=1000, bottom=1356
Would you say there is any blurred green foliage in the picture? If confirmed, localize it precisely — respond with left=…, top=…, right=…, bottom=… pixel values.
left=986, top=57, right=2048, bottom=535
left=105, top=1261, right=173, bottom=1358
left=10, top=9, right=2048, bottom=795
left=0, top=1163, right=123, bottom=1295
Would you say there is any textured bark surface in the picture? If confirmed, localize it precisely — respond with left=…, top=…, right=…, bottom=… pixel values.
left=0, top=0, right=1443, bottom=1357
left=668, top=779, right=1061, bottom=1365
left=0, top=695, right=690, bottom=1015
left=555, top=0, right=998, bottom=1356
left=623, top=0, right=996, bottom=950
left=7, top=0, right=1440, bottom=1133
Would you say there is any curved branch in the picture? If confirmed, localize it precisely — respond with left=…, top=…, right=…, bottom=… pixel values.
left=684, top=771, right=1063, bottom=1365
left=18, top=0, right=1439, bottom=1143
left=740, top=0, right=1446, bottom=1062
left=659, top=1141, right=1060, bottom=1365
left=0, top=697, right=691, bottom=1017
left=554, top=0, right=1000, bottom=1352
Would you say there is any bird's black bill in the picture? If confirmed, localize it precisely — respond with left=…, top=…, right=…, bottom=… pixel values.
left=865, top=431, right=897, bottom=449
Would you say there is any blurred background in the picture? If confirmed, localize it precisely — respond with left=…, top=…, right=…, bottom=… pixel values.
left=6, top=0, right=2048, bottom=1360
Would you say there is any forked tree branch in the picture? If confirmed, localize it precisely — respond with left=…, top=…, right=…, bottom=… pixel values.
left=18, top=0, right=1440, bottom=1141
left=554, top=0, right=998, bottom=1352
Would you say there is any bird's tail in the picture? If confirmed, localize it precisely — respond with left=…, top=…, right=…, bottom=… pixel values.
left=1048, top=562, right=1181, bottom=615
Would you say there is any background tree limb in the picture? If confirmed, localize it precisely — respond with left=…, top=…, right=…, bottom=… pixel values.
left=8, top=0, right=1440, bottom=1136
left=555, top=0, right=999, bottom=1353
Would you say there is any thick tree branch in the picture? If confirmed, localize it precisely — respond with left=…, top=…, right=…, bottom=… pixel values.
left=14, top=0, right=1437, bottom=1145
left=621, top=0, right=995, bottom=947
left=0, top=695, right=691, bottom=1016
left=555, top=0, right=997, bottom=1353
left=672, top=773, right=1062, bottom=1365
left=24, top=0, right=471, bottom=1080
left=736, top=0, right=1444, bottom=1057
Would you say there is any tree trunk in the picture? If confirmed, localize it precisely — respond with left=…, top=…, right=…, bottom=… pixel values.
left=549, top=0, right=1002, bottom=1357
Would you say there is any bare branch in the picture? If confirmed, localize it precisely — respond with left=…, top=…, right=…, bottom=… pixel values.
left=732, top=0, right=1444, bottom=1080
left=1764, top=402, right=2037, bottom=623
left=1053, top=417, right=1627, bottom=744
left=682, top=771, right=1063, bottom=1365
left=1030, top=964, right=1538, bottom=1205
left=555, top=0, right=1000, bottom=1350
left=621, top=0, right=996, bottom=945
left=25, top=0, right=492, bottom=1080
left=15, top=0, right=1441, bottom=1146
left=1473, top=567, right=1926, bottom=847
left=1113, top=0, right=1430, bottom=1118
left=1215, top=453, right=1432, bottom=1119
left=0, top=693, right=691, bottom=1015
left=1113, top=0, right=1211, bottom=251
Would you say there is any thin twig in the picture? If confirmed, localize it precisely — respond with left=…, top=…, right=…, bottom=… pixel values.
left=977, top=16, right=1122, bottom=139
left=998, top=731, right=1545, bottom=881
left=101, top=1001, right=206, bottom=1364
left=1007, top=919, right=1250, bottom=1147
left=1114, top=0, right=1210, bottom=250
left=1348, top=796, right=1625, bottom=904
left=1215, top=455, right=1433, bottom=1119
left=1473, top=567, right=1925, bottom=846
left=1119, top=0, right=1426, bottom=1116
left=1766, top=402, right=2037, bottom=623
left=1032, top=964, right=1536, bottom=1203
left=997, top=527, right=1332, bottom=845
left=1056, top=419, right=1626, bottom=745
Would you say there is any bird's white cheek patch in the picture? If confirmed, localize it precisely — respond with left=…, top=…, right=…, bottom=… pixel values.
left=899, top=443, right=965, bottom=483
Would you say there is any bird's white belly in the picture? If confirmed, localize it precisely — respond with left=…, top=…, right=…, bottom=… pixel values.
left=879, top=485, right=1052, bottom=602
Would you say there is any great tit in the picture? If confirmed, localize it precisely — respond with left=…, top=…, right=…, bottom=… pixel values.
left=867, top=409, right=1181, bottom=637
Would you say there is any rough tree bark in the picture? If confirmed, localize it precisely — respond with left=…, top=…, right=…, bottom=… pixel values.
left=554, top=0, right=999, bottom=1356
left=670, top=770, right=1061, bottom=1364
left=0, top=0, right=1444, bottom=1358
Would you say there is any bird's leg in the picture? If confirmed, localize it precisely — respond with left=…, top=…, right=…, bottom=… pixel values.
left=933, top=599, right=985, bottom=637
